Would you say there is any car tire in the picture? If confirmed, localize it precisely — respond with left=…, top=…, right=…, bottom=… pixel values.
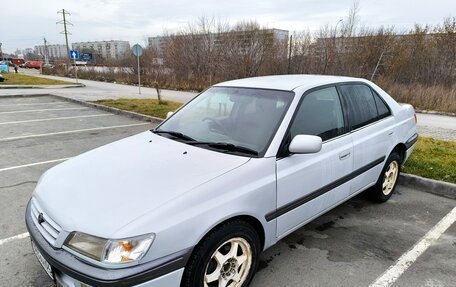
left=368, top=152, right=401, bottom=202
left=181, top=220, right=261, bottom=287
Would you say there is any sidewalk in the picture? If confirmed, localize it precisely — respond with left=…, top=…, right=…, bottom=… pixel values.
left=4, top=68, right=197, bottom=103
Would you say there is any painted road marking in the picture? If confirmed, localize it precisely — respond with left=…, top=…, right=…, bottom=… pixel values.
left=0, top=122, right=149, bottom=142
left=0, top=107, right=89, bottom=114
left=369, top=206, right=456, bottom=287
left=0, top=232, right=29, bottom=246
left=0, top=158, right=71, bottom=172
left=0, top=114, right=113, bottom=125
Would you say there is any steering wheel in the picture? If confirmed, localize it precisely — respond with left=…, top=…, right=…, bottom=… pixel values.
left=203, top=117, right=227, bottom=134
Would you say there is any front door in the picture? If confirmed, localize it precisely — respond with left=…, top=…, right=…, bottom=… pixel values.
left=273, top=86, right=354, bottom=237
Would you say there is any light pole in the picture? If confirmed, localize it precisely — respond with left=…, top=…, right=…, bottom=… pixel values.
left=333, top=19, right=343, bottom=55
left=334, top=19, right=343, bottom=38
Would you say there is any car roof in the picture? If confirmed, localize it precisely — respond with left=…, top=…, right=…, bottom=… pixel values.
left=214, top=74, right=366, bottom=91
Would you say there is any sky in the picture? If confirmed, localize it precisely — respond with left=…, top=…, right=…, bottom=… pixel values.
left=0, top=0, right=454, bottom=53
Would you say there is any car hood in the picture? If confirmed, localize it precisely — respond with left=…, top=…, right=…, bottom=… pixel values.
left=33, top=131, right=250, bottom=238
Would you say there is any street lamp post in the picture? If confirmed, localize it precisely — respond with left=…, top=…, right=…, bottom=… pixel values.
left=335, top=19, right=343, bottom=38
left=333, top=19, right=344, bottom=60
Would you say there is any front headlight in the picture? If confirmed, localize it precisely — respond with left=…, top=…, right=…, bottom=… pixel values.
left=65, top=232, right=155, bottom=264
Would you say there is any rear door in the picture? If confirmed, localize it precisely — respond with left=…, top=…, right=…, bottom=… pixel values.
left=338, top=84, right=395, bottom=194
left=274, top=86, right=353, bottom=237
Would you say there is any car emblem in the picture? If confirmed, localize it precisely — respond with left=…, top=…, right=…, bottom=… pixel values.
left=37, top=213, right=45, bottom=224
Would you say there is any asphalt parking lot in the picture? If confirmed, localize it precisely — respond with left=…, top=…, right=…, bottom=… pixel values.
left=0, top=95, right=455, bottom=287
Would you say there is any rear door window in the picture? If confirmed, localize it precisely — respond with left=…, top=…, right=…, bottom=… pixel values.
left=339, top=84, right=378, bottom=130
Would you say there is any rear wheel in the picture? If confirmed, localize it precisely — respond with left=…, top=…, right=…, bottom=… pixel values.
left=369, top=152, right=401, bottom=202
left=181, top=220, right=260, bottom=287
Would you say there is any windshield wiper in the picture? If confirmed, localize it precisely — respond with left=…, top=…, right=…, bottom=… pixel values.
left=186, top=141, right=259, bottom=156
left=153, top=130, right=258, bottom=156
left=152, top=130, right=196, bottom=142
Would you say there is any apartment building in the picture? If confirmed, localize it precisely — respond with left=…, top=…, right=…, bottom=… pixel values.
left=34, top=44, right=67, bottom=59
left=148, top=28, right=289, bottom=57
left=71, top=40, right=130, bottom=59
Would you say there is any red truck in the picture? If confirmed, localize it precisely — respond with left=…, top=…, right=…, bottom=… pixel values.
left=11, top=58, right=25, bottom=66
left=22, top=61, right=43, bottom=69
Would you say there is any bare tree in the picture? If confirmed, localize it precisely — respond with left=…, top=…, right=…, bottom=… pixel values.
left=342, top=1, right=360, bottom=37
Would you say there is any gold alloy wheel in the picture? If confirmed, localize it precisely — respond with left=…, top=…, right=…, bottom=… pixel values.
left=204, top=237, right=252, bottom=287
left=382, top=161, right=399, bottom=195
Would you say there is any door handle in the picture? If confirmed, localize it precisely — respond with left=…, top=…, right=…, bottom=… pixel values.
left=388, top=130, right=394, bottom=136
left=339, top=152, right=351, bottom=160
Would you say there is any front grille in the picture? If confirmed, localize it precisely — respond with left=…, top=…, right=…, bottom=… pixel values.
left=31, top=198, right=62, bottom=246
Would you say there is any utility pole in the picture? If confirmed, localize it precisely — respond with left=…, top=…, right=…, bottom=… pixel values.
left=43, top=37, right=49, bottom=65
left=0, top=43, right=3, bottom=61
left=57, top=9, right=72, bottom=62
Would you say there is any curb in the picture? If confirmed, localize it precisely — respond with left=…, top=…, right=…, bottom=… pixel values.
left=398, top=173, right=456, bottom=200
left=0, top=84, right=85, bottom=89
left=0, top=94, right=51, bottom=98
left=49, top=94, right=165, bottom=124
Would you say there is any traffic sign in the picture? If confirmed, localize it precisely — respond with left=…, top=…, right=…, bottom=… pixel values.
left=70, top=50, right=79, bottom=59
left=132, top=44, right=143, bottom=94
left=132, top=44, right=143, bottom=57
left=81, top=53, right=92, bottom=62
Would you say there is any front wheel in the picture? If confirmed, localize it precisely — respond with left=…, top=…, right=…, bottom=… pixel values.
left=369, top=152, right=401, bottom=202
left=181, top=220, right=260, bottom=287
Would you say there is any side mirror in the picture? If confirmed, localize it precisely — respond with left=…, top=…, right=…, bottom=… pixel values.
left=166, top=111, right=174, bottom=119
left=289, top=135, right=322, bottom=154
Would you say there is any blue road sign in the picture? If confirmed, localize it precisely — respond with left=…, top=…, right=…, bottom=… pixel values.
left=81, top=53, right=92, bottom=62
left=69, top=50, right=79, bottom=60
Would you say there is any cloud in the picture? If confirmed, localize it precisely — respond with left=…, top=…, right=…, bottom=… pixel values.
left=0, top=0, right=454, bottom=53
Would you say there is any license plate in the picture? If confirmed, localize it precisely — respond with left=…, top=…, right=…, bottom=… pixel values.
left=31, top=240, right=54, bottom=280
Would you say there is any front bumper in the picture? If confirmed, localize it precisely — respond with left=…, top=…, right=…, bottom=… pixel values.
left=25, top=200, right=191, bottom=287
left=54, top=268, right=184, bottom=287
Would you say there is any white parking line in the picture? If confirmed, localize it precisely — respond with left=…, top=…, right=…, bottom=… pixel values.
left=0, top=158, right=71, bottom=172
left=0, top=232, right=29, bottom=246
left=0, top=107, right=89, bottom=114
left=0, top=102, right=65, bottom=107
left=369, top=206, right=456, bottom=287
left=0, top=122, right=150, bottom=142
left=0, top=114, right=114, bottom=125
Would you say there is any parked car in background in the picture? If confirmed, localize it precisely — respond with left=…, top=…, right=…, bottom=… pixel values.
left=0, top=60, right=14, bottom=67
left=26, top=75, right=418, bottom=287
left=11, top=58, right=25, bottom=66
left=22, top=61, right=43, bottom=69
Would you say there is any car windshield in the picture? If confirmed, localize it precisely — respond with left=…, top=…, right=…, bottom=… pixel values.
left=156, top=86, right=294, bottom=157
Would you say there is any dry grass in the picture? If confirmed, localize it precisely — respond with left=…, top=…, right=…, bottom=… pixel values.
left=91, top=98, right=182, bottom=119
left=403, top=137, right=456, bottom=184
left=378, top=79, right=456, bottom=113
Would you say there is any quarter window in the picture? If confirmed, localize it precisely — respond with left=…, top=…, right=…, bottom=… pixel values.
left=339, top=84, right=378, bottom=130
left=373, top=91, right=391, bottom=119
left=290, top=87, right=345, bottom=141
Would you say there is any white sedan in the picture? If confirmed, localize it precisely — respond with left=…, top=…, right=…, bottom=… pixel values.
left=26, top=75, right=417, bottom=287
